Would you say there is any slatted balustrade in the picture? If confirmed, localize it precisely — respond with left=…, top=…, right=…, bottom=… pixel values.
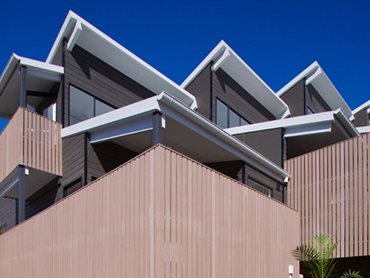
left=0, top=145, right=300, bottom=278
left=0, top=107, right=62, bottom=183
left=286, top=134, right=370, bottom=258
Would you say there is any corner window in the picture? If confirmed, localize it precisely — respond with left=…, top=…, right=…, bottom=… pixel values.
left=247, top=178, right=272, bottom=198
left=216, top=99, right=249, bottom=128
left=64, top=179, right=82, bottom=197
left=69, top=85, right=114, bottom=125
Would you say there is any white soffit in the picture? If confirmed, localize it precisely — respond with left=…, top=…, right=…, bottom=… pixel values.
left=353, top=100, right=370, bottom=115
left=46, top=11, right=197, bottom=109
left=225, top=109, right=359, bottom=138
left=181, top=40, right=290, bottom=119
left=277, top=61, right=353, bottom=120
left=0, top=54, right=64, bottom=93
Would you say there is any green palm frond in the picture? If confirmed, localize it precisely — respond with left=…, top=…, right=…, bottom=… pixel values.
left=340, top=270, right=363, bottom=278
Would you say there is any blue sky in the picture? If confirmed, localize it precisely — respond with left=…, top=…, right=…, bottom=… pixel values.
left=0, top=0, right=369, bottom=130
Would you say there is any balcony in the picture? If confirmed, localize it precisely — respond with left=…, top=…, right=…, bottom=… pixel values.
left=0, top=108, right=62, bottom=223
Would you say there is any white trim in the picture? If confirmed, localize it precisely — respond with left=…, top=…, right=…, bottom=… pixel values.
left=277, top=61, right=353, bottom=120
left=357, top=126, right=370, bottom=134
left=225, top=109, right=359, bottom=138
left=46, top=11, right=197, bottom=109
left=0, top=54, right=64, bottom=94
left=181, top=40, right=290, bottom=119
left=62, top=91, right=289, bottom=181
left=353, top=100, right=370, bottom=115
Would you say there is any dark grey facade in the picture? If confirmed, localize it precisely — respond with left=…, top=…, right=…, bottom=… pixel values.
left=353, top=107, right=369, bottom=127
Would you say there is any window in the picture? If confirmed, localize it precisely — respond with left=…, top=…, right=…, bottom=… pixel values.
left=247, top=178, right=273, bottom=198
left=216, top=99, right=249, bottom=128
left=64, top=179, right=82, bottom=197
left=69, top=85, right=114, bottom=125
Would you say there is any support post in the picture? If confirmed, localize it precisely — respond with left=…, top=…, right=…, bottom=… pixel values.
left=16, top=167, right=26, bottom=224
left=152, top=112, right=162, bottom=145
left=19, top=66, right=27, bottom=107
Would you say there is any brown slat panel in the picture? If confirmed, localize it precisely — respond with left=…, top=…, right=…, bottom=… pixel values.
left=287, top=134, right=370, bottom=258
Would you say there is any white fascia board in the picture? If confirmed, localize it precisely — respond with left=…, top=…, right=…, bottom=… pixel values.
left=157, top=92, right=290, bottom=182
left=61, top=95, right=160, bottom=138
left=225, top=110, right=337, bottom=135
left=357, top=126, right=370, bottom=134
left=276, top=61, right=320, bottom=96
left=284, top=123, right=332, bottom=138
left=181, top=40, right=227, bottom=87
left=182, top=40, right=290, bottom=119
left=306, top=68, right=353, bottom=120
left=46, top=11, right=197, bottom=110
left=353, top=100, right=370, bottom=115
left=0, top=54, right=64, bottom=94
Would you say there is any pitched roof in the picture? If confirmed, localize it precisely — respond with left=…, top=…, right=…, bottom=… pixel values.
left=277, top=61, right=353, bottom=120
left=353, top=100, right=370, bottom=115
left=181, top=41, right=290, bottom=119
left=46, top=11, right=197, bottom=109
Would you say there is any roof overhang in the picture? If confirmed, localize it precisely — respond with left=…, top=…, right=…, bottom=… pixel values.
left=225, top=109, right=359, bottom=138
left=357, top=126, right=370, bottom=134
left=46, top=11, right=197, bottom=110
left=62, top=92, right=290, bottom=183
left=0, top=54, right=64, bottom=118
left=181, top=41, right=290, bottom=119
left=353, top=99, right=370, bottom=115
left=277, top=61, right=353, bottom=120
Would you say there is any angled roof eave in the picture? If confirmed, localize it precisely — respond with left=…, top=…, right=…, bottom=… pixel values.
left=181, top=40, right=290, bottom=119
left=0, top=54, right=64, bottom=94
left=61, top=91, right=290, bottom=182
left=353, top=99, right=370, bottom=115
left=225, top=109, right=359, bottom=138
left=46, top=11, right=197, bottom=110
left=277, top=61, right=353, bottom=120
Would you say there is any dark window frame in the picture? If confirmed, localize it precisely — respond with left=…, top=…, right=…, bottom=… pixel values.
left=246, top=177, right=273, bottom=198
left=63, top=178, right=83, bottom=197
left=68, top=84, right=116, bottom=126
left=216, top=98, right=249, bottom=128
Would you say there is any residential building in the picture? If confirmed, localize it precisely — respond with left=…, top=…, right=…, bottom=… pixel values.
left=0, top=10, right=368, bottom=278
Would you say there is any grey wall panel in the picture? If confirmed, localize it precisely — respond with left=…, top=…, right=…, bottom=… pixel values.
left=185, top=63, right=212, bottom=119
left=280, top=79, right=305, bottom=117
left=353, top=108, right=369, bottom=127
left=212, top=69, right=275, bottom=123
left=236, top=128, right=284, bottom=167
left=305, top=84, right=331, bottom=113
left=0, top=197, right=16, bottom=231
left=87, top=141, right=138, bottom=183
left=63, top=45, right=155, bottom=126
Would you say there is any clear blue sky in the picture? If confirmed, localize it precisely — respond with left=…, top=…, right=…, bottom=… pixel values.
left=0, top=0, right=369, bottom=130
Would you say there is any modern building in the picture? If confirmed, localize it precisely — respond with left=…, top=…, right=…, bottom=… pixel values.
left=0, top=11, right=368, bottom=278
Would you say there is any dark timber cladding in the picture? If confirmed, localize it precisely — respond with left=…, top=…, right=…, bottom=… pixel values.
left=62, top=45, right=155, bottom=127
left=185, top=63, right=275, bottom=123
left=280, top=79, right=332, bottom=116
left=236, top=128, right=284, bottom=167
left=353, top=108, right=369, bottom=127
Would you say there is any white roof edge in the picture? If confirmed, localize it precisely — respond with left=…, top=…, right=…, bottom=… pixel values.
left=225, top=109, right=359, bottom=137
left=277, top=61, right=353, bottom=120
left=357, top=126, right=370, bottom=134
left=181, top=40, right=290, bottom=119
left=46, top=11, right=197, bottom=110
left=276, top=61, right=319, bottom=97
left=353, top=100, right=370, bottom=115
left=0, top=54, right=64, bottom=93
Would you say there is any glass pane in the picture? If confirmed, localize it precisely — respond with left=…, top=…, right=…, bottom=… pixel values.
left=229, top=109, right=240, bottom=128
left=95, top=99, right=114, bottom=116
left=70, top=86, right=94, bottom=125
left=216, top=100, right=228, bottom=128
left=240, top=118, right=249, bottom=126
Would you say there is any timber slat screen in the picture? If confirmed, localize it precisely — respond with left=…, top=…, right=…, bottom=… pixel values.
left=0, top=107, right=62, bottom=183
left=0, top=145, right=300, bottom=278
left=286, top=134, right=370, bottom=258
